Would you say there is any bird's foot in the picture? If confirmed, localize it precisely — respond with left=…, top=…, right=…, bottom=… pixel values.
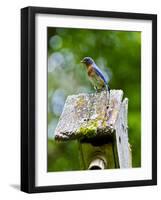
left=94, top=86, right=99, bottom=93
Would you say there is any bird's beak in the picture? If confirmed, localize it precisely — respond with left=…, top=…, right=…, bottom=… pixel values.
left=81, top=60, right=84, bottom=63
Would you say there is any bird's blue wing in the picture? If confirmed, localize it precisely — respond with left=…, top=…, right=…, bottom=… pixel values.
left=93, top=64, right=107, bottom=84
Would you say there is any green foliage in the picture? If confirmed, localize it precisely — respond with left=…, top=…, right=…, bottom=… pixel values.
left=47, top=27, right=141, bottom=171
left=48, top=140, right=80, bottom=171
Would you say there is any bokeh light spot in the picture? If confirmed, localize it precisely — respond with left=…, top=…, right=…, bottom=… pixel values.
left=49, top=35, right=63, bottom=50
left=51, top=89, right=66, bottom=116
left=48, top=52, right=65, bottom=72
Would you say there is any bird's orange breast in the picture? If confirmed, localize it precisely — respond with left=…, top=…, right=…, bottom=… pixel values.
left=87, top=65, right=95, bottom=77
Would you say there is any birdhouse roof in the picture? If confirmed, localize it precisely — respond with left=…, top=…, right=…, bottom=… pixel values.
left=54, top=90, right=125, bottom=143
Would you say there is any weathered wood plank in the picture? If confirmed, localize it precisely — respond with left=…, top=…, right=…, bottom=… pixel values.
left=54, top=90, right=123, bottom=141
left=79, top=142, right=116, bottom=169
left=113, top=98, right=132, bottom=167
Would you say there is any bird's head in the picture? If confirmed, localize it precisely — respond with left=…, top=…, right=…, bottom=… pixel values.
left=81, top=57, right=94, bottom=66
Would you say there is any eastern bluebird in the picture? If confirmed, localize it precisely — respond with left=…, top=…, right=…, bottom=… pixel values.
left=81, top=57, right=110, bottom=92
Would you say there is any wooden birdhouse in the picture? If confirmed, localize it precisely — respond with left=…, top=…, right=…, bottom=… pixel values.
left=54, top=90, right=132, bottom=169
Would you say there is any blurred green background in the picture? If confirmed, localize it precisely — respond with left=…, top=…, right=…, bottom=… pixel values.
left=47, top=27, right=141, bottom=171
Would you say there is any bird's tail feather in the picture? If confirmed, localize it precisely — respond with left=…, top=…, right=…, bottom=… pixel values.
left=105, top=85, right=110, bottom=107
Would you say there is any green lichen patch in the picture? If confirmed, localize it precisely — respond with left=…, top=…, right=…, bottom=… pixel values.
left=102, top=120, right=107, bottom=128
left=76, top=108, right=111, bottom=139
left=77, top=120, right=98, bottom=138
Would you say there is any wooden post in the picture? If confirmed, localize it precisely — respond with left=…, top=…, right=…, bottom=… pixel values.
left=54, top=90, right=132, bottom=169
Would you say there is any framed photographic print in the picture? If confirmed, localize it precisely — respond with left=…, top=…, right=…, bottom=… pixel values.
left=21, top=6, right=157, bottom=193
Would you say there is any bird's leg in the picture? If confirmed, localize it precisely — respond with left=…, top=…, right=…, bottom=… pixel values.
left=94, top=86, right=98, bottom=93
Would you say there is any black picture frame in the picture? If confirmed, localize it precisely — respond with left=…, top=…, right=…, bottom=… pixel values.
left=21, top=6, right=157, bottom=193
